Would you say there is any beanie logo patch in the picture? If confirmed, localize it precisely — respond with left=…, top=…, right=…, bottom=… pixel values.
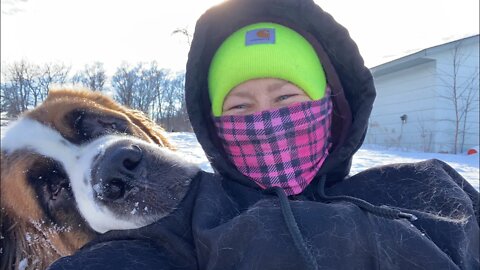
left=245, top=28, right=275, bottom=46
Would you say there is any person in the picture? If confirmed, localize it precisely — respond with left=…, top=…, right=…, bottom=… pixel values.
left=49, top=0, right=479, bottom=269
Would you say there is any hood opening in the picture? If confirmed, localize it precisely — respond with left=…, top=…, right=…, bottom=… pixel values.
left=185, top=0, right=375, bottom=188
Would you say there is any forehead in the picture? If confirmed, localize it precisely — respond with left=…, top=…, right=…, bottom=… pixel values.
left=227, top=78, right=306, bottom=99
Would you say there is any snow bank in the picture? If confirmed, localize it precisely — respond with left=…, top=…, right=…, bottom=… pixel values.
left=168, top=132, right=479, bottom=191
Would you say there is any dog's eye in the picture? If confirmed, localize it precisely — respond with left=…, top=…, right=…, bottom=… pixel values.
left=31, top=168, right=71, bottom=199
left=67, top=109, right=132, bottom=143
left=48, top=173, right=71, bottom=200
left=49, top=183, right=71, bottom=200
left=97, top=118, right=124, bottom=132
left=26, top=157, right=81, bottom=227
left=73, top=111, right=86, bottom=131
left=28, top=158, right=73, bottom=202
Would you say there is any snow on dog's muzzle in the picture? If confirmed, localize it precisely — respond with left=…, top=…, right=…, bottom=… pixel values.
left=72, top=135, right=199, bottom=233
left=92, top=142, right=145, bottom=202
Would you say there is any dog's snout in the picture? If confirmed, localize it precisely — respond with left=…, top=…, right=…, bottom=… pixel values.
left=117, top=144, right=143, bottom=171
left=102, top=178, right=127, bottom=201
left=95, top=144, right=144, bottom=201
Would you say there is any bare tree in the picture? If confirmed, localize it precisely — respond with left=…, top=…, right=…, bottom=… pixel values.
left=167, top=72, right=190, bottom=131
left=112, top=62, right=168, bottom=119
left=439, top=41, right=479, bottom=154
left=172, top=27, right=192, bottom=46
left=112, top=63, right=141, bottom=107
left=1, top=59, right=192, bottom=131
left=458, top=67, right=479, bottom=152
left=36, top=63, right=71, bottom=102
left=152, top=68, right=175, bottom=124
left=0, top=60, right=38, bottom=116
left=137, top=62, right=166, bottom=116
left=72, top=62, right=107, bottom=91
left=417, top=115, right=433, bottom=152
left=1, top=61, right=71, bottom=116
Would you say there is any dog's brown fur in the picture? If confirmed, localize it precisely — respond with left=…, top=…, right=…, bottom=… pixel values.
left=1, top=89, right=174, bottom=270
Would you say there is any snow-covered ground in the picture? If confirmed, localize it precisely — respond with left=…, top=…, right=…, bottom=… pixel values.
left=167, top=132, right=480, bottom=191
left=1, top=124, right=477, bottom=190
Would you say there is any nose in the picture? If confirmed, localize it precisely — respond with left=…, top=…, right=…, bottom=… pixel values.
left=96, top=144, right=143, bottom=201
left=255, top=99, right=273, bottom=113
left=117, top=144, right=143, bottom=171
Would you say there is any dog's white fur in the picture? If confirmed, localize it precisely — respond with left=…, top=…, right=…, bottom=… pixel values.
left=2, top=117, right=180, bottom=233
left=0, top=89, right=194, bottom=270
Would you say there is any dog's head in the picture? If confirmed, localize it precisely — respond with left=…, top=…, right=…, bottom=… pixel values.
left=1, top=89, right=199, bottom=269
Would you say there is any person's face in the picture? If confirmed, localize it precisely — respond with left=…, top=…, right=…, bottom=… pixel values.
left=222, top=78, right=312, bottom=116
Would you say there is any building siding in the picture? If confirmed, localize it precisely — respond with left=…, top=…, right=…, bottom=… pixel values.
left=367, top=61, right=437, bottom=151
left=433, top=40, right=479, bottom=153
left=366, top=35, right=479, bottom=153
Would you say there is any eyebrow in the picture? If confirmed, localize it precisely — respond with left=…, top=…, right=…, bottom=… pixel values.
left=228, top=81, right=290, bottom=98
left=227, top=90, right=252, bottom=98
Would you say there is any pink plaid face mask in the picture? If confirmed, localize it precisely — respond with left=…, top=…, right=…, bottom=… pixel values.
left=214, top=92, right=332, bottom=196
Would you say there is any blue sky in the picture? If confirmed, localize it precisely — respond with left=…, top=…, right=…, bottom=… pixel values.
left=1, top=0, right=479, bottom=75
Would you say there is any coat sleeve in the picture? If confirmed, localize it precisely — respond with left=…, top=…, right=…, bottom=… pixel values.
left=47, top=240, right=179, bottom=270
left=190, top=171, right=476, bottom=270
left=192, top=196, right=464, bottom=270
left=328, top=159, right=480, bottom=270
left=47, top=173, right=203, bottom=270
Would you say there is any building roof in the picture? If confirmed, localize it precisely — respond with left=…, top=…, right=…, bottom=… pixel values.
left=370, top=34, right=479, bottom=77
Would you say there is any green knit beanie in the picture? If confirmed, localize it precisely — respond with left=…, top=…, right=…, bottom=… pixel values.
left=208, top=22, right=327, bottom=116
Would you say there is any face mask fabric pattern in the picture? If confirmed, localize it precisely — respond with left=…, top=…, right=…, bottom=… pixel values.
left=214, top=92, right=333, bottom=195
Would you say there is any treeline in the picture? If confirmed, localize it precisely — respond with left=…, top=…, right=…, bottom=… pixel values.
left=0, top=60, right=190, bottom=131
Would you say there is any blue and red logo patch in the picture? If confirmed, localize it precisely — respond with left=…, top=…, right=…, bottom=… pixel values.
left=245, top=28, right=276, bottom=46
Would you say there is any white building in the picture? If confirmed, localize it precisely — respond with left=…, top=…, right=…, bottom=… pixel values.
left=365, top=35, right=479, bottom=153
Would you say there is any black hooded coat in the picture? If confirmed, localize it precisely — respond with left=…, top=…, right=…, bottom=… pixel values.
left=49, top=0, right=479, bottom=269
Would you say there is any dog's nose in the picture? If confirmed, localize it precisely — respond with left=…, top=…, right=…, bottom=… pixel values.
left=116, top=144, right=143, bottom=171
left=97, top=144, right=143, bottom=201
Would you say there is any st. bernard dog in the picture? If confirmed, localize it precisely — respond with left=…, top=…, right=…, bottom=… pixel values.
left=0, top=89, right=199, bottom=270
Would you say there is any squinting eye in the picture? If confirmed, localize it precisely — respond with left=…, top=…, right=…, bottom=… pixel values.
left=73, top=111, right=85, bottom=130
left=277, top=94, right=296, bottom=102
left=50, top=182, right=69, bottom=197
left=228, top=104, right=248, bottom=110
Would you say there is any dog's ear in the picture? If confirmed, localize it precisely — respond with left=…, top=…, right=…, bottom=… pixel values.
left=45, top=89, right=176, bottom=149
left=124, top=109, right=176, bottom=150
left=0, top=153, right=14, bottom=269
left=0, top=210, right=17, bottom=270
